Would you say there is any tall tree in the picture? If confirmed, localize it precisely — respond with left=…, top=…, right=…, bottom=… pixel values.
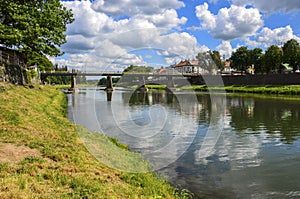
left=229, top=46, right=249, bottom=71
left=0, top=0, right=74, bottom=57
left=248, top=48, right=264, bottom=74
left=196, top=52, right=217, bottom=73
left=26, top=52, right=53, bottom=71
left=208, top=50, right=223, bottom=70
left=282, top=39, right=300, bottom=71
left=264, top=45, right=282, bottom=73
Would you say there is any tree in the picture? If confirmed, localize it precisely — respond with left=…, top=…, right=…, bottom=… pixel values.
left=0, top=0, right=74, bottom=57
left=26, top=52, right=53, bottom=71
left=196, top=52, right=217, bottom=73
left=282, top=39, right=300, bottom=71
left=229, top=46, right=249, bottom=71
left=123, top=65, right=154, bottom=73
left=264, top=45, right=282, bottom=73
left=248, top=48, right=264, bottom=74
left=208, top=50, right=223, bottom=70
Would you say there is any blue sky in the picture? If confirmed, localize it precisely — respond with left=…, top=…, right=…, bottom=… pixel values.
left=54, top=0, right=300, bottom=71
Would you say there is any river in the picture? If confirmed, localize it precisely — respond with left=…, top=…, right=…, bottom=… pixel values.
left=67, top=87, right=300, bottom=199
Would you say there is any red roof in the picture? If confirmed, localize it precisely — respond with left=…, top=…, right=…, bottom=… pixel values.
left=174, top=60, right=198, bottom=67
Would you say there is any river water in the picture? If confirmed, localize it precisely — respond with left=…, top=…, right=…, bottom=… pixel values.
left=67, top=87, right=300, bottom=199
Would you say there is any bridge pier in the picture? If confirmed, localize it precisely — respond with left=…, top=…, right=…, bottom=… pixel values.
left=105, top=75, right=114, bottom=92
left=69, top=75, right=79, bottom=93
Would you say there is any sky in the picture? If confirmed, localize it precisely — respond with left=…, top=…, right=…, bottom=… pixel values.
left=53, top=0, right=300, bottom=72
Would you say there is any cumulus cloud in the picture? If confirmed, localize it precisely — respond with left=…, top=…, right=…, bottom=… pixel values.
left=216, top=41, right=233, bottom=58
left=138, top=9, right=187, bottom=29
left=91, top=0, right=185, bottom=17
left=55, top=0, right=204, bottom=71
left=195, top=3, right=263, bottom=40
left=157, top=32, right=209, bottom=64
left=231, top=0, right=300, bottom=13
left=246, top=25, right=300, bottom=48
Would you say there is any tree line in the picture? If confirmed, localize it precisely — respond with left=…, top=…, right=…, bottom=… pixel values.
left=202, top=39, right=300, bottom=74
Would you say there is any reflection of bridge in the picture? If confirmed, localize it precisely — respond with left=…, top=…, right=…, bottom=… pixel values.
left=40, top=70, right=200, bottom=92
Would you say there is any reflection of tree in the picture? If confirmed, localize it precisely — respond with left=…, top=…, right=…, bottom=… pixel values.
left=229, top=97, right=300, bottom=143
left=122, top=91, right=179, bottom=107
left=128, top=91, right=150, bottom=106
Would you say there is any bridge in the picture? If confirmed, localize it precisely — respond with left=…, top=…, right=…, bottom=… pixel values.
left=40, top=70, right=200, bottom=92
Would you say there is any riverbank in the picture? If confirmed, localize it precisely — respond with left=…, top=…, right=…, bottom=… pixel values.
left=178, top=85, right=300, bottom=95
left=0, top=83, right=180, bottom=198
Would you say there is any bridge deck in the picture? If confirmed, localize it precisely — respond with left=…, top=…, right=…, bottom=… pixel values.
left=40, top=72, right=201, bottom=77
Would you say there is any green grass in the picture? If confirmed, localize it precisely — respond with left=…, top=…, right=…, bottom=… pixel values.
left=0, top=82, right=180, bottom=199
left=179, top=84, right=300, bottom=95
left=145, top=84, right=167, bottom=90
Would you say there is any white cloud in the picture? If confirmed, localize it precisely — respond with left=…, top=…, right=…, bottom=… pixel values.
left=195, top=3, right=263, bottom=40
left=195, top=3, right=216, bottom=30
left=56, top=1, right=205, bottom=71
left=231, top=0, right=300, bottom=13
left=91, top=0, right=185, bottom=17
left=216, top=41, right=233, bottom=59
left=156, top=32, right=209, bottom=64
left=246, top=25, right=300, bottom=48
left=139, top=9, right=187, bottom=29
left=63, top=1, right=113, bottom=37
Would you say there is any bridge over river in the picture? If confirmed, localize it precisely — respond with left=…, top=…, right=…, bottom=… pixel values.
left=40, top=70, right=300, bottom=94
left=40, top=70, right=203, bottom=92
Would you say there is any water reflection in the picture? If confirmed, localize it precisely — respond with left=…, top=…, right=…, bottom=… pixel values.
left=228, top=96, right=300, bottom=143
left=68, top=89, right=300, bottom=199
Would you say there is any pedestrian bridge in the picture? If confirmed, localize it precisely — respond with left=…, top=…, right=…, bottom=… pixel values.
left=40, top=70, right=198, bottom=92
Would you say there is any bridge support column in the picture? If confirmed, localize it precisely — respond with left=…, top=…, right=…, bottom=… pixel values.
left=105, top=75, right=114, bottom=92
left=70, top=75, right=79, bottom=93
left=166, top=76, right=175, bottom=91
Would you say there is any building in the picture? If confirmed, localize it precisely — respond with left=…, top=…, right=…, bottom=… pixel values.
left=172, top=59, right=209, bottom=74
left=0, top=46, right=26, bottom=66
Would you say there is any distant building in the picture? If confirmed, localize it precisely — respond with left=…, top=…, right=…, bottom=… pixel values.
left=172, top=59, right=209, bottom=74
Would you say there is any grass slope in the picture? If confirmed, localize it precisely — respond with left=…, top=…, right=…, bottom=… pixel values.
left=0, top=83, right=177, bottom=199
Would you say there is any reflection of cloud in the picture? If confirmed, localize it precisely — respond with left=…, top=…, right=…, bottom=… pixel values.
left=195, top=114, right=263, bottom=169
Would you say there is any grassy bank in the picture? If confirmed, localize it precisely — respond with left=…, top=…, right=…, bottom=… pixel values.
left=180, top=85, right=300, bottom=95
left=0, top=83, right=180, bottom=198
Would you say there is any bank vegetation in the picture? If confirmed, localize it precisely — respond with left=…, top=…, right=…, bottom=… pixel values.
left=0, top=83, right=190, bottom=199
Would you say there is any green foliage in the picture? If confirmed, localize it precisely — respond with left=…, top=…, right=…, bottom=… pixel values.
left=174, top=187, right=194, bottom=199
left=26, top=52, right=53, bottom=71
left=0, top=0, right=74, bottom=56
left=209, top=50, right=223, bottom=69
left=282, top=39, right=300, bottom=71
left=229, top=46, right=249, bottom=71
left=98, top=77, right=120, bottom=86
left=264, top=45, right=282, bottom=73
left=196, top=52, right=216, bottom=73
left=47, top=65, right=71, bottom=85
left=146, top=84, right=167, bottom=90
left=26, top=69, right=38, bottom=83
left=248, top=48, right=264, bottom=73
left=123, top=65, right=154, bottom=73
left=107, top=136, right=129, bottom=150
